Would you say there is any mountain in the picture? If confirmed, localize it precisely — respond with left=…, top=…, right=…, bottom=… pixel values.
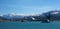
left=0, top=10, right=60, bottom=21
left=42, top=10, right=60, bottom=21
left=1, top=14, right=25, bottom=20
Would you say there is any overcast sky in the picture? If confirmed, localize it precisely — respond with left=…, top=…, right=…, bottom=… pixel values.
left=0, top=0, right=60, bottom=15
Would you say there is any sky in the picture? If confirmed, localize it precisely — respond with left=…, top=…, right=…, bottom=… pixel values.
left=0, top=0, right=60, bottom=15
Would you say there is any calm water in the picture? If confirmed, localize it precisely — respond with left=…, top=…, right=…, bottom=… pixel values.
left=0, top=21, right=60, bottom=29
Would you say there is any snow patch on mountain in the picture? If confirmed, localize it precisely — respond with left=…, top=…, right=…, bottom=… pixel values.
left=51, top=11, right=59, bottom=14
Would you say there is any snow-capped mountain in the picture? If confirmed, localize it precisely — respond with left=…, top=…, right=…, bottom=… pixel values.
left=42, top=10, right=60, bottom=20
left=49, top=10, right=60, bottom=14
left=42, top=10, right=60, bottom=16
left=0, top=10, right=60, bottom=20
left=1, top=14, right=25, bottom=19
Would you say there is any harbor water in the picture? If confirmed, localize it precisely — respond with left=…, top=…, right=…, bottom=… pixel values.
left=0, top=21, right=60, bottom=29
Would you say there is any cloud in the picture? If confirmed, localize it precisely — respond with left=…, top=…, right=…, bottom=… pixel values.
left=22, top=6, right=55, bottom=13
left=8, top=12, right=40, bottom=16
left=0, top=14, right=3, bottom=16
left=22, top=6, right=52, bottom=10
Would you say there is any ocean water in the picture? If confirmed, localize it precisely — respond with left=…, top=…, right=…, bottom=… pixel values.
left=0, top=21, right=60, bottom=29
